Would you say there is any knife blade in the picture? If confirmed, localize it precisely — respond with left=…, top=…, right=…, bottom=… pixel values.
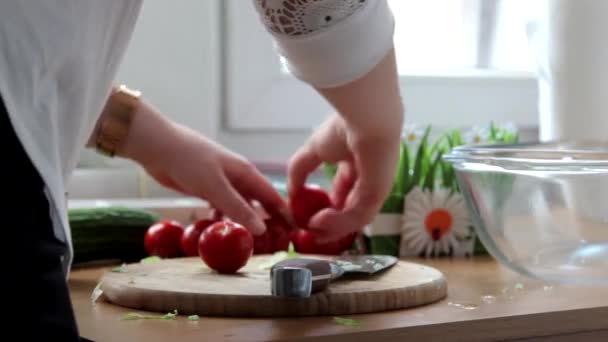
left=270, top=255, right=398, bottom=298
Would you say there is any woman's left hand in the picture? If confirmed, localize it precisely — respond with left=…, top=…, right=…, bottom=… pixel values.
left=116, top=101, right=287, bottom=236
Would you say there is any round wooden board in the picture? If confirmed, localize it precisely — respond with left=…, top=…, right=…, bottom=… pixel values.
left=99, top=255, right=447, bottom=317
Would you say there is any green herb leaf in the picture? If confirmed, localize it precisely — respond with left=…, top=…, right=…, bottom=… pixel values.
left=287, top=242, right=298, bottom=258
left=333, top=317, right=362, bottom=328
left=111, top=263, right=128, bottom=273
left=259, top=244, right=300, bottom=270
left=121, top=310, right=178, bottom=321
left=141, top=256, right=162, bottom=263
left=188, top=315, right=200, bottom=321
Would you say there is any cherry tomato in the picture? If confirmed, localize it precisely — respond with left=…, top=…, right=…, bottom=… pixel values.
left=144, top=220, right=184, bottom=258
left=181, top=219, right=216, bottom=257
left=198, top=220, right=253, bottom=274
left=289, top=184, right=332, bottom=228
left=265, top=217, right=291, bottom=252
left=290, top=229, right=348, bottom=255
left=253, top=229, right=273, bottom=254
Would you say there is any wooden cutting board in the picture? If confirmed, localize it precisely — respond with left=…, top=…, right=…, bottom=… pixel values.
left=98, top=255, right=447, bottom=317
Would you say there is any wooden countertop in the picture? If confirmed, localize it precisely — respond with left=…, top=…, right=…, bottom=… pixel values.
left=70, top=256, right=608, bottom=342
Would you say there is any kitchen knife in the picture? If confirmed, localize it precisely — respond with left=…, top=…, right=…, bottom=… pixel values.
left=270, top=255, right=398, bottom=298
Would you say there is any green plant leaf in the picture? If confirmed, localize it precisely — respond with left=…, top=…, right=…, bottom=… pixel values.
left=401, top=141, right=410, bottom=195
left=452, top=129, right=463, bottom=146
left=368, top=236, right=400, bottom=255
left=333, top=317, right=362, bottom=328
left=380, top=193, right=404, bottom=213
left=446, top=134, right=454, bottom=149
left=423, top=150, right=444, bottom=191
left=322, top=163, right=338, bottom=179
left=489, top=121, right=498, bottom=141
left=409, top=126, right=431, bottom=191
left=393, top=142, right=407, bottom=197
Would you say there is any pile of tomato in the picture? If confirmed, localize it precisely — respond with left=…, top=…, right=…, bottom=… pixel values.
left=143, top=185, right=356, bottom=274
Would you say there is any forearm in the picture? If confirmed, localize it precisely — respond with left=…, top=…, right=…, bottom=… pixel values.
left=87, top=86, right=177, bottom=165
left=116, top=98, right=177, bottom=166
left=252, top=0, right=403, bottom=137
left=315, top=47, right=404, bottom=139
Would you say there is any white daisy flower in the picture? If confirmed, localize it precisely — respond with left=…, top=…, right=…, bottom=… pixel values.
left=463, top=124, right=490, bottom=145
left=402, top=124, right=425, bottom=146
left=400, top=187, right=471, bottom=258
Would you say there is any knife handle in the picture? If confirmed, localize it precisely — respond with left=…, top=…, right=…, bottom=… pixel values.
left=270, top=258, right=342, bottom=298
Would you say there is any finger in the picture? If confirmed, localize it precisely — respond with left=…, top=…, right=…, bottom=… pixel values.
left=227, top=162, right=291, bottom=225
left=331, top=161, right=356, bottom=210
left=190, top=173, right=266, bottom=236
left=310, top=140, right=399, bottom=239
left=287, top=144, right=322, bottom=196
left=308, top=207, right=361, bottom=243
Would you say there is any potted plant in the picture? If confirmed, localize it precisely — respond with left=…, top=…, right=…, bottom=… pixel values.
left=324, top=122, right=519, bottom=258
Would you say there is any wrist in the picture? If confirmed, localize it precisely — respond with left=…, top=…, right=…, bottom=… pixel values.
left=118, top=97, right=178, bottom=167
left=89, top=85, right=142, bottom=157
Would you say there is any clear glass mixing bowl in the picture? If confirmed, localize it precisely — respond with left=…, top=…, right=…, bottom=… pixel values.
left=444, top=141, right=608, bottom=284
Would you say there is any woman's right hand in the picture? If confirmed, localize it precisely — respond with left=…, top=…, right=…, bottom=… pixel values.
left=288, top=113, right=401, bottom=243
left=288, top=48, right=404, bottom=242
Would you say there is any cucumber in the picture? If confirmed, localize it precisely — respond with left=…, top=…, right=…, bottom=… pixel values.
left=69, top=207, right=161, bottom=264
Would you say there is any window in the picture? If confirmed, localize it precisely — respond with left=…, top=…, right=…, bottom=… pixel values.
left=225, top=0, right=541, bottom=133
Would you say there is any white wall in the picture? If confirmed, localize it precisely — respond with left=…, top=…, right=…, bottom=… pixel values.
left=116, top=0, right=220, bottom=139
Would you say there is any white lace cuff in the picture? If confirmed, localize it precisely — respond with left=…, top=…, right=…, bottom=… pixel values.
left=254, top=0, right=395, bottom=88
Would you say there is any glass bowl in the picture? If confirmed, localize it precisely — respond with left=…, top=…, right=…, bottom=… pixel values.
left=444, top=141, right=608, bottom=285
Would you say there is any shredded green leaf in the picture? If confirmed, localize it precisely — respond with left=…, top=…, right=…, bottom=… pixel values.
left=333, top=317, right=361, bottom=328
left=111, top=263, right=128, bottom=273
left=258, top=243, right=300, bottom=270
left=120, top=310, right=178, bottom=321
left=141, top=256, right=162, bottom=263
left=187, top=315, right=200, bottom=321
left=287, top=242, right=298, bottom=258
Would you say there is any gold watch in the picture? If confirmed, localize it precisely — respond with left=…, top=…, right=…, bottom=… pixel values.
left=95, top=84, right=141, bottom=157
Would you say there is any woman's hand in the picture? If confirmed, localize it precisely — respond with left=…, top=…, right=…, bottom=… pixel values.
left=116, top=102, right=287, bottom=236
left=289, top=48, right=404, bottom=242
left=288, top=114, right=401, bottom=242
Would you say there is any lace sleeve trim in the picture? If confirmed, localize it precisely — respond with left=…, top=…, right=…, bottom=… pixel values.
left=255, top=0, right=368, bottom=36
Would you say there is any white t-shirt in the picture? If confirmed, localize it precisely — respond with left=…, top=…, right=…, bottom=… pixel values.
left=0, top=0, right=394, bottom=273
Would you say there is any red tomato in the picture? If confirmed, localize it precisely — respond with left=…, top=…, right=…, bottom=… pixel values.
left=290, top=229, right=353, bottom=255
left=289, top=184, right=332, bottom=228
left=144, top=220, right=184, bottom=258
left=265, top=217, right=291, bottom=252
left=198, top=221, right=254, bottom=273
left=181, top=219, right=216, bottom=257
left=253, top=229, right=273, bottom=254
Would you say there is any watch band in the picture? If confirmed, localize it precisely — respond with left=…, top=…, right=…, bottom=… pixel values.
left=95, top=84, right=141, bottom=157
